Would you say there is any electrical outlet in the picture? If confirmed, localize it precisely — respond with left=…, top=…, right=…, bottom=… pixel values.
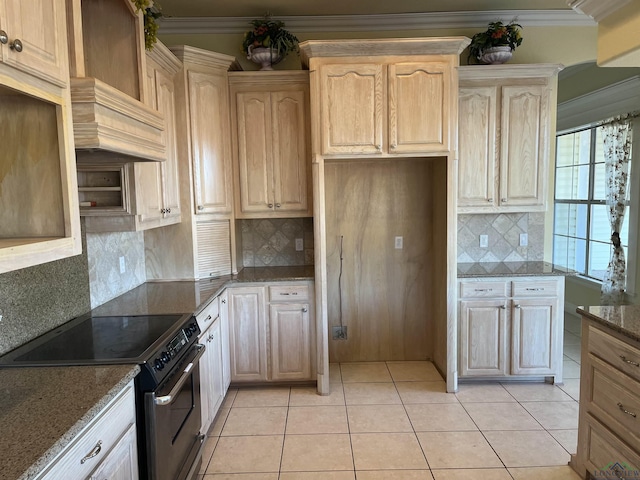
left=479, top=235, right=489, bottom=248
left=395, top=236, right=403, bottom=249
left=119, top=256, right=126, bottom=274
left=332, top=326, right=348, bottom=340
left=519, top=233, right=528, bottom=247
left=295, top=238, right=304, bottom=251
left=0, top=308, right=3, bottom=323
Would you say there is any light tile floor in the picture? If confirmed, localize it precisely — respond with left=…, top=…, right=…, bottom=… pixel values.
left=197, top=315, right=583, bottom=479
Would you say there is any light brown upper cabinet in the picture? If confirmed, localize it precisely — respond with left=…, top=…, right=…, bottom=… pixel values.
left=0, top=0, right=68, bottom=87
left=317, top=60, right=453, bottom=157
left=229, top=72, right=311, bottom=218
left=0, top=0, right=82, bottom=273
left=458, top=64, right=563, bottom=213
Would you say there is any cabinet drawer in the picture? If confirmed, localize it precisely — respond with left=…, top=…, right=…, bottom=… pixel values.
left=197, top=296, right=219, bottom=331
left=36, top=383, right=136, bottom=480
left=589, top=326, right=640, bottom=383
left=588, top=355, right=640, bottom=443
left=512, top=279, right=558, bottom=297
left=459, top=281, right=508, bottom=298
left=269, top=284, right=310, bottom=302
left=584, top=416, right=640, bottom=478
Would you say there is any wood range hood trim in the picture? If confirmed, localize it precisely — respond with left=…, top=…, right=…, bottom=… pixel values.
left=70, top=77, right=166, bottom=162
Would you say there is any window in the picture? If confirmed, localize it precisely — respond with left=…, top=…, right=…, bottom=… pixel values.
left=553, top=127, right=631, bottom=281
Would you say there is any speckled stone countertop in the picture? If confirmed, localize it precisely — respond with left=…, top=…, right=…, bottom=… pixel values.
left=0, top=364, right=139, bottom=480
left=91, top=265, right=315, bottom=317
left=457, top=261, right=577, bottom=278
left=577, top=305, right=640, bottom=343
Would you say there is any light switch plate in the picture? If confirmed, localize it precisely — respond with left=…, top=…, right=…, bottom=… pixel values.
left=119, top=256, right=126, bottom=274
left=520, top=233, right=528, bottom=247
left=480, top=235, right=489, bottom=248
left=395, top=236, right=403, bottom=249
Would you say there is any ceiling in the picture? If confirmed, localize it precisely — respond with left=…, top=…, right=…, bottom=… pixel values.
left=157, top=0, right=573, bottom=18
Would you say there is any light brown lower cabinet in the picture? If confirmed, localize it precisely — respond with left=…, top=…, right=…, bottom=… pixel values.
left=228, top=282, right=314, bottom=383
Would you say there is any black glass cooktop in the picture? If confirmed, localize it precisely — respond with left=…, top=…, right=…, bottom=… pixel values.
left=1, top=314, right=189, bottom=365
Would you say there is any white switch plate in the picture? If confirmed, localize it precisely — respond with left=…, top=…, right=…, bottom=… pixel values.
left=479, top=235, right=489, bottom=248
left=395, top=236, right=403, bottom=249
left=295, top=238, right=304, bottom=251
left=119, top=256, right=126, bottom=274
left=519, top=233, right=528, bottom=247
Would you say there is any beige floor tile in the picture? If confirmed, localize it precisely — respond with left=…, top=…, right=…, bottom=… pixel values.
left=431, top=468, right=513, bottom=480
left=221, top=407, right=287, bottom=436
left=564, top=344, right=582, bottom=363
left=508, top=465, right=583, bottom=479
left=280, top=473, right=355, bottom=480
left=417, top=431, right=503, bottom=469
left=199, top=437, right=218, bottom=474
left=208, top=407, right=231, bottom=437
left=204, top=475, right=278, bottom=480
left=549, top=429, right=578, bottom=455
left=454, top=383, right=516, bottom=403
left=395, top=381, right=459, bottom=404
left=232, top=387, right=290, bottom=407
left=463, top=402, right=542, bottom=431
left=484, top=430, right=570, bottom=467
left=330, top=363, right=343, bottom=383
left=521, top=401, right=579, bottom=430
left=286, top=406, right=349, bottom=434
left=351, top=432, right=428, bottom=470
left=501, top=383, right=574, bottom=402
left=290, top=384, right=346, bottom=406
left=343, top=382, right=402, bottom=405
left=206, top=435, right=283, bottom=473
left=357, top=470, right=434, bottom=479
left=341, top=362, right=393, bottom=383
left=280, top=434, right=353, bottom=471
left=386, top=361, right=443, bottom=382
left=347, top=404, right=413, bottom=433
left=557, top=379, right=580, bottom=401
left=221, top=389, right=238, bottom=408
left=563, top=359, right=581, bottom=379
left=563, top=331, right=581, bottom=346
left=405, top=403, right=478, bottom=431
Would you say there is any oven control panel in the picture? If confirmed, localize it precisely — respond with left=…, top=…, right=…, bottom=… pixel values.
left=152, top=321, right=200, bottom=373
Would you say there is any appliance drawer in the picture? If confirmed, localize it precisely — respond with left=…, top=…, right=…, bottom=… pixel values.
left=459, top=281, right=508, bottom=298
left=589, top=325, right=640, bottom=383
left=35, top=382, right=136, bottom=480
left=269, top=284, right=310, bottom=302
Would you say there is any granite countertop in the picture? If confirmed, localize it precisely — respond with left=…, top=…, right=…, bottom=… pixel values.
left=577, top=305, right=640, bottom=343
left=457, top=261, right=577, bottom=278
left=0, top=364, right=140, bottom=480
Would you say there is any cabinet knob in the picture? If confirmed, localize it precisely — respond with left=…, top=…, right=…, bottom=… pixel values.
left=197, top=205, right=204, bottom=211
left=500, top=305, right=506, bottom=310
left=487, top=198, right=493, bottom=202
left=221, top=299, right=226, bottom=304
left=275, top=203, right=281, bottom=208
left=514, top=304, right=521, bottom=309
left=0, top=31, right=7, bottom=44
left=160, top=208, right=166, bottom=214
left=9, top=38, right=22, bottom=52
left=166, top=208, right=171, bottom=213
left=375, top=145, right=382, bottom=151
left=302, top=307, right=308, bottom=313
left=501, top=198, right=508, bottom=203
left=268, top=203, right=274, bottom=208
left=390, top=144, right=397, bottom=149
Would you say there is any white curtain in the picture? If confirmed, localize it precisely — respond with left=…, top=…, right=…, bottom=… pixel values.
left=601, top=116, right=633, bottom=305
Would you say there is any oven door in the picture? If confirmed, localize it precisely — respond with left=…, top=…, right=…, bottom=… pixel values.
left=145, top=343, right=206, bottom=480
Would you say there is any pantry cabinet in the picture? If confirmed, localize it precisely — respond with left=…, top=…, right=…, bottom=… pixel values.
left=457, top=64, right=562, bottom=213
left=229, top=72, right=311, bottom=218
left=458, top=276, right=564, bottom=382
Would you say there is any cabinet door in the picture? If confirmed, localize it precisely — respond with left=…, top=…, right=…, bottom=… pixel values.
left=459, top=299, right=507, bottom=377
left=89, top=423, right=138, bottom=480
left=458, top=86, right=497, bottom=208
left=0, top=0, right=67, bottom=86
left=219, top=291, right=231, bottom=390
left=500, top=85, right=547, bottom=208
left=388, top=62, right=451, bottom=154
left=272, top=90, right=310, bottom=214
left=189, top=70, right=233, bottom=214
left=200, top=319, right=224, bottom=434
left=320, top=63, right=384, bottom=155
left=511, top=297, right=560, bottom=375
left=228, top=287, right=268, bottom=382
left=269, top=303, right=312, bottom=381
left=236, top=91, right=273, bottom=214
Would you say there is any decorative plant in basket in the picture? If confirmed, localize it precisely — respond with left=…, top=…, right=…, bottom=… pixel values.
left=242, top=14, right=299, bottom=70
left=130, top=0, right=162, bottom=50
left=468, top=20, right=523, bottom=65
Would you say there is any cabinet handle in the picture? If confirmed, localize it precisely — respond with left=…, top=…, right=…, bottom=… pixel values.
left=197, top=205, right=204, bottom=211
left=474, top=288, right=493, bottom=292
left=268, top=203, right=274, bottom=208
left=9, top=38, right=22, bottom=52
left=302, top=307, right=308, bottom=312
left=487, top=198, right=493, bottom=202
left=526, top=288, right=544, bottom=291
left=515, top=304, right=521, bottom=309
left=205, top=315, right=212, bottom=322
left=500, top=305, right=506, bottom=309
left=80, top=440, right=103, bottom=464
left=275, top=203, right=281, bottom=208
left=617, top=402, right=637, bottom=418
left=620, top=355, right=640, bottom=367
left=0, top=31, right=7, bottom=44
left=501, top=198, right=508, bottom=203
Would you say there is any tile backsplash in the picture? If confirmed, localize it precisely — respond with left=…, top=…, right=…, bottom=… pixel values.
left=240, top=218, right=314, bottom=267
left=457, top=213, right=545, bottom=263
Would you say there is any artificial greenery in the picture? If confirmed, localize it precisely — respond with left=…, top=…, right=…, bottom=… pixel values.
left=468, top=20, right=523, bottom=64
left=242, top=14, right=299, bottom=60
left=130, top=0, right=162, bottom=50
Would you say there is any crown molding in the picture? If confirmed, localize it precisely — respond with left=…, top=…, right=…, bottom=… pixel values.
left=557, top=76, right=640, bottom=132
left=567, top=0, right=631, bottom=22
left=158, top=9, right=594, bottom=35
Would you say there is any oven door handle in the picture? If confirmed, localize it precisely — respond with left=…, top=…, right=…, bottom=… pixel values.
left=154, top=344, right=205, bottom=406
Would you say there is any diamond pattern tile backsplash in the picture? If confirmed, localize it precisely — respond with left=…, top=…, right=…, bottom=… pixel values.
left=240, top=218, right=314, bottom=267
left=457, top=213, right=545, bottom=263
